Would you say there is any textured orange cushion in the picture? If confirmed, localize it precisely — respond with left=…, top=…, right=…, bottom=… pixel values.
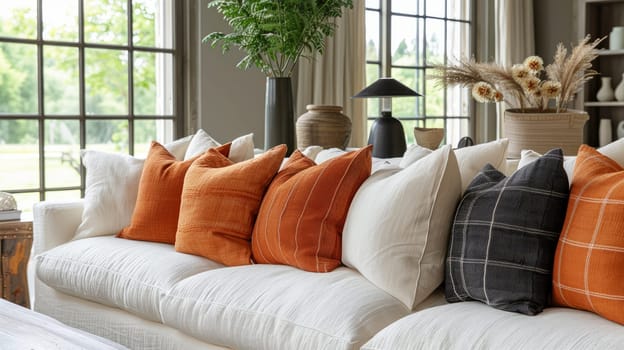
left=251, top=146, right=372, bottom=272
left=552, top=145, right=624, bottom=325
left=175, top=145, right=286, bottom=266
left=117, top=141, right=230, bottom=244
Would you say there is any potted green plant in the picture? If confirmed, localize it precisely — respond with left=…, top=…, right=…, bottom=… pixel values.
left=430, top=36, right=604, bottom=158
left=204, top=0, right=353, bottom=152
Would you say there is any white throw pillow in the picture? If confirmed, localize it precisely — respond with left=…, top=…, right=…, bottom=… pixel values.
left=400, top=144, right=432, bottom=168
left=184, top=129, right=254, bottom=162
left=73, top=151, right=145, bottom=240
left=315, top=148, right=348, bottom=163
left=342, top=145, right=461, bottom=309
left=74, top=131, right=255, bottom=240
left=454, top=138, right=509, bottom=192
left=518, top=138, right=624, bottom=185
left=301, top=145, right=323, bottom=161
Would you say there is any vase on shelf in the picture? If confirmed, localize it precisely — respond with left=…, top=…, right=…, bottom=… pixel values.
left=596, top=77, right=615, bottom=102
left=615, top=74, right=624, bottom=101
left=610, top=26, right=624, bottom=50
left=295, top=105, right=352, bottom=150
left=413, top=127, right=444, bottom=150
left=617, top=121, right=624, bottom=139
left=599, top=119, right=612, bottom=147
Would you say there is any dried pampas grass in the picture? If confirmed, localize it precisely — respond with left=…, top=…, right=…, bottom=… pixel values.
left=430, top=35, right=604, bottom=112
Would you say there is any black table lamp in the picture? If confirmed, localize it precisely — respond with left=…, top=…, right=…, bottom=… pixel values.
left=353, top=77, right=422, bottom=158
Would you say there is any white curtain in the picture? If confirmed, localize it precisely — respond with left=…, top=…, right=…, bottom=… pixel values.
left=494, top=0, right=535, bottom=137
left=296, top=2, right=366, bottom=147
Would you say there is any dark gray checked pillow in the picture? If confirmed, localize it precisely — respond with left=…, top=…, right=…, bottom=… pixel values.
left=445, top=148, right=569, bottom=315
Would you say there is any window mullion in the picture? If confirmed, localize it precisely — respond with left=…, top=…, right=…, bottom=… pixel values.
left=78, top=0, right=86, bottom=197
left=382, top=0, right=391, bottom=78
left=128, top=0, right=135, bottom=156
left=37, top=0, right=45, bottom=202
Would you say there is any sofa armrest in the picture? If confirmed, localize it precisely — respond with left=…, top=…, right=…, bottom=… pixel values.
left=33, top=200, right=84, bottom=255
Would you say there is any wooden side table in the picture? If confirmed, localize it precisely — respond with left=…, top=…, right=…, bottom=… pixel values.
left=0, top=220, right=33, bottom=308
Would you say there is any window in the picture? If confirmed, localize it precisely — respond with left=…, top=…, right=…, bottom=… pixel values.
left=365, top=0, right=473, bottom=146
left=0, top=0, right=181, bottom=213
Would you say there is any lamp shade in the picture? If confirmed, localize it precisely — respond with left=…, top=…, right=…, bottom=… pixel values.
left=353, top=77, right=422, bottom=98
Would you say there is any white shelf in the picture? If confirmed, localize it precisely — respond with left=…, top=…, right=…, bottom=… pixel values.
left=584, top=101, right=624, bottom=107
left=596, top=49, right=624, bottom=56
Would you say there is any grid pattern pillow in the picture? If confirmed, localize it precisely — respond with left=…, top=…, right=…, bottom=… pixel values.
left=446, top=148, right=569, bottom=315
left=552, top=145, right=624, bottom=325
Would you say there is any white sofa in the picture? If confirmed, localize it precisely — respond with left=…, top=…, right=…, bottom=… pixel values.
left=33, top=140, right=624, bottom=350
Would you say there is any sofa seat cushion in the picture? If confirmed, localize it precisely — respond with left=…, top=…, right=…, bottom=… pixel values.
left=362, top=302, right=624, bottom=350
left=160, top=264, right=410, bottom=350
left=36, top=236, right=223, bottom=323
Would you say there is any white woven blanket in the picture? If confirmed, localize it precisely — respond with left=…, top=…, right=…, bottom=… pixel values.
left=0, top=299, right=127, bottom=350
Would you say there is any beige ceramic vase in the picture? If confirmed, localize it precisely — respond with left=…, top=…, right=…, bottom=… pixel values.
left=296, top=105, right=352, bottom=150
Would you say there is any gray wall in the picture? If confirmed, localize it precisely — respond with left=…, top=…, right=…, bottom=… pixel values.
left=198, top=0, right=266, bottom=147
left=534, top=0, right=579, bottom=61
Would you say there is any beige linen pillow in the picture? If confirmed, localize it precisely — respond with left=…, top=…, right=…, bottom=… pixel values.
left=342, top=145, right=461, bottom=309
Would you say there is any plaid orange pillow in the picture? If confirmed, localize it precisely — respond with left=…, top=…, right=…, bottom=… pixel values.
left=552, top=145, right=624, bottom=325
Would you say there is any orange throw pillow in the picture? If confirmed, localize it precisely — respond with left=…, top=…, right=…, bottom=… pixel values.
left=117, top=141, right=230, bottom=244
left=552, top=145, right=624, bottom=325
left=251, top=146, right=372, bottom=272
left=175, top=144, right=287, bottom=266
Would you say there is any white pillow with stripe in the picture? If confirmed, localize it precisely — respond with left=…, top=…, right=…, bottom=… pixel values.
left=342, top=145, right=461, bottom=309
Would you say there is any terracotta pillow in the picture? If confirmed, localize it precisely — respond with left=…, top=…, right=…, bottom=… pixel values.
left=552, top=145, right=624, bottom=325
left=251, top=146, right=372, bottom=272
left=175, top=145, right=287, bottom=266
left=117, top=142, right=230, bottom=244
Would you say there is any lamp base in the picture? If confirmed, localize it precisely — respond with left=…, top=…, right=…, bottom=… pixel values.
left=367, top=112, right=407, bottom=158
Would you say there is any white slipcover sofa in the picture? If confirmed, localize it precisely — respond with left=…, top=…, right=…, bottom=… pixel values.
left=33, top=138, right=624, bottom=350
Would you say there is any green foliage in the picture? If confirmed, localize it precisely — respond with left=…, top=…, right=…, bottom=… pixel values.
left=204, top=0, right=353, bottom=77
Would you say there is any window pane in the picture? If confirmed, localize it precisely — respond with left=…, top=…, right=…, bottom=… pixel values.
left=425, top=118, right=445, bottom=129
left=134, top=119, right=173, bottom=157
left=45, top=120, right=80, bottom=188
left=0, top=1, right=36, bottom=39
left=133, top=0, right=173, bottom=48
left=366, top=63, right=381, bottom=117
left=365, top=0, right=380, bottom=10
left=391, top=68, right=423, bottom=118
left=447, top=21, right=471, bottom=62
left=43, top=0, right=79, bottom=42
left=391, top=16, right=424, bottom=67
left=85, top=49, right=129, bottom=115
left=392, top=0, right=419, bottom=15
left=84, top=0, right=128, bottom=45
left=401, top=119, right=425, bottom=145
left=134, top=52, right=173, bottom=115
left=427, top=0, right=445, bottom=17
left=446, top=118, right=470, bottom=147
left=447, top=85, right=470, bottom=116
left=366, top=11, right=380, bottom=62
left=425, top=19, right=445, bottom=65
left=448, top=0, right=471, bottom=20
left=0, top=119, right=39, bottom=190
left=86, top=119, right=129, bottom=153
left=0, top=43, right=38, bottom=114
left=44, top=47, right=79, bottom=115
left=46, top=190, right=81, bottom=202
left=12, top=192, right=39, bottom=215
left=425, top=72, right=444, bottom=116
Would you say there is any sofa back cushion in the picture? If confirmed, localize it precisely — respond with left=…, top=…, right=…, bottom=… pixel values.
left=342, top=145, right=461, bottom=309
left=552, top=145, right=624, bottom=325
left=175, top=145, right=286, bottom=266
left=445, top=148, right=569, bottom=315
left=251, top=147, right=371, bottom=272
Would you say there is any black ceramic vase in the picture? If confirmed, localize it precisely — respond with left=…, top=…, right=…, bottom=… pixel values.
left=265, top=77, right=295, bottom=154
